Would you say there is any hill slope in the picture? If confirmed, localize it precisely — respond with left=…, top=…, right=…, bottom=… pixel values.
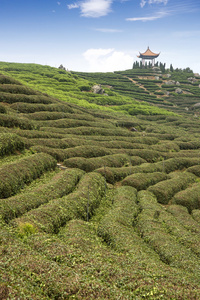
left=0, top=65, right=200, bottom=299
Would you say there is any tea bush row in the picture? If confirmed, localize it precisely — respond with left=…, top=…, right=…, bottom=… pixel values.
left=148, top=171, right=197, bottom=204
left=30, top=145, right=68, bottom=161
left=172, top=182, right=200, bottom=212
left=10, top=102, right=76, bottom=113
left=64, top=153, right=136, bottom=172
left=0, top=114, right=36, bottom=130
left=25, top=111, right=96, bottom=121
left=96, top=157, right=199, bottom=184
left=0, top=74, right=22, bottom=84
left=97, top=186, right=139, bottom=250
left=14, top=172, right=105, bottom=233
left=0, top=103, right=7, bottom=113
left=45, top=126, right=136, bottom=137
left=37, top=118, right=114, bottom=129
left=136, top=190, right=200, bottom=272
left=122, top=172, right=167, bottom=191
left=0, top=168, right=84, bottom=222
left=167, top=205, right=200, bottom=234
left=0, top=92, right=54, bottom=104
left=187, top=164, right=200, bottom=177
left=0, top=84, right=40, bottom=95
left=0, top=153, right=56, bottom=198
left=0, top=133, right=25, bottom=156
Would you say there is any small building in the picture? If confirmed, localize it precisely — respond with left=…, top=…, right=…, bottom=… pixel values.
left=137, top=47, right=160, bottom=67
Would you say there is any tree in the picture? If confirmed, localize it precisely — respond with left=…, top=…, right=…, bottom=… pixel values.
left=58, top=64, right=66, bottom=71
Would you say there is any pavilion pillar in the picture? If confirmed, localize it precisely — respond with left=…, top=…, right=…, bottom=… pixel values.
left=142, top=59, right=145, bottom=66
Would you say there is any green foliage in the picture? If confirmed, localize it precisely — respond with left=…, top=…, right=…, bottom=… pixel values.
left=0, top=153, right=56, bottom=198
left=137, top=190, right=200, bottom=271
left=172, top=182, right=200, bottom=212
left=0, top=133, right=25, bottom=156
left=0, top=114, right=36, bottom=130
left=14, top=172, right=105, bottom=233
left=0, top=103, right=7, bottom=113
left=122, top=172, right=167, bottom=191
left=18, top=222, right=37, bottom=238
left=0, top=168, right=84, bottom=222
left=64, top=153, right=134, bottom=172
left=0, top=63, right=200, bottom=298
left=148, top=172, right=197, bottom=204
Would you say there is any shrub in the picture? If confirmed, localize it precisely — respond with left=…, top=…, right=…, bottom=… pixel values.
left=122, top=172, right=167, bottom=191
left=55, top=126, right=136, bottom=137
left=0, top=84, right=39, bottom=95
left=64, top=145, right=112, bottom=159
left=10, top=102, right=75, bottom=113
left=0, top=153, right=56, bottom=198
left=97, top=186, right=139, bottom=250
left=136, top=190, right=200, bottom=271
left=0, top=74, right=22, bottom=84
left=166, top=205, right=200, bottom=233
left=37, top=118, right=114, bottom=129
left=64, top=154, right=133, bottom=172
left=148, top=172, right=197, bottom=204
left=171, top=182, right=200, bottom=212
left=0, top=114, right=36, bottom=130
left=0, top=168, right=85, bottom=222
left=30, top=145, right=67, bottom=161
left=0, top=104, right=7, bottom=113
left=0, top=133, right=25, bottom=156
left=187, top=165, right=200, bottom=177
left=14, top=172, right=105, bottom=233
left=0, top=92, right=54, bottom=104
left=177, top=140, right=200, bottom=150
left=18, top=222, right=38, bottom=238
left=192, top=209, right=200, bottom=223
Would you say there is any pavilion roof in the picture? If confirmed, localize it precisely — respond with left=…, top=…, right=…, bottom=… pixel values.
left=137, top=47, right=160, bottom=58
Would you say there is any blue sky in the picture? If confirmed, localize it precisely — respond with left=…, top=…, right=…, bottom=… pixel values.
left=0, top=0, right=200, bottom=73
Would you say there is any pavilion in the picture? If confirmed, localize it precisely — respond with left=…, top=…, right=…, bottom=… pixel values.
left=137, top=47, right=160, bottom=67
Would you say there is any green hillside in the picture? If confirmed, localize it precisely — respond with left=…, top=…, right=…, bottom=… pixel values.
left=0, top=63, right=200, bottom=299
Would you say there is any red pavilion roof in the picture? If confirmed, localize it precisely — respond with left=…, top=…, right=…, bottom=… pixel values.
left=137, top=47, right=160, bottom=59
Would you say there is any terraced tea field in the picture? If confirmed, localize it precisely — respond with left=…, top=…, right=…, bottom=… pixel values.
left=0, top=66, right=200, bottom=299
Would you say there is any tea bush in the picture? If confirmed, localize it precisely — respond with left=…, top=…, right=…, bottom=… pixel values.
left=0, top=168, right=84, bottom=222
left=148, top=172, right=197, bottom=204
left=0, top=133, right=25, bottom=156
left=0, top=153, right=56, bottom=198
left=137, top=190, right=200, bottom=272
left=0, top=104, right=7, bottom=113
left=167, top=205, right=200, bottom=233
left=0, top=114, right=36, bottom=130
left=14, top=172, right=105, bottom=233
left=64, top=154, right=133, bottom=172
left=122, top=172, right=167, bottom=191
left=172, top=182, right=200, bottom=212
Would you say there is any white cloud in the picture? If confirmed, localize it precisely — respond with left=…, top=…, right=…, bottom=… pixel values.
left=80, top=0, right=112, bottom=17
left=126, top=10, right=168, bottom=21
left=94, top=28, right=123, bottom=33
left=140, top=0, right=168, bottom=7
left=57, top=2, right=61, bottom=5
left=67, top=3, right=79, bottom=9
left=140, top=0, right=146, bottom=8
left=83, top=48, right=133, bottom=72
left=67, top=0, right=113, bottom=17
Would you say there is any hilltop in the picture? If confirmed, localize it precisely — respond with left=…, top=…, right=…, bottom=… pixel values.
left=0, top=62, right=200, bottom=299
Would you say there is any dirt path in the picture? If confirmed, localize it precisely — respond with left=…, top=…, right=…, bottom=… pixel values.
left=123, top=75, right=162, bottom=99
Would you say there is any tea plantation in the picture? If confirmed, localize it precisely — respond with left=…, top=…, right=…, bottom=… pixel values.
left=0, top=63, right=200, bottom=299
